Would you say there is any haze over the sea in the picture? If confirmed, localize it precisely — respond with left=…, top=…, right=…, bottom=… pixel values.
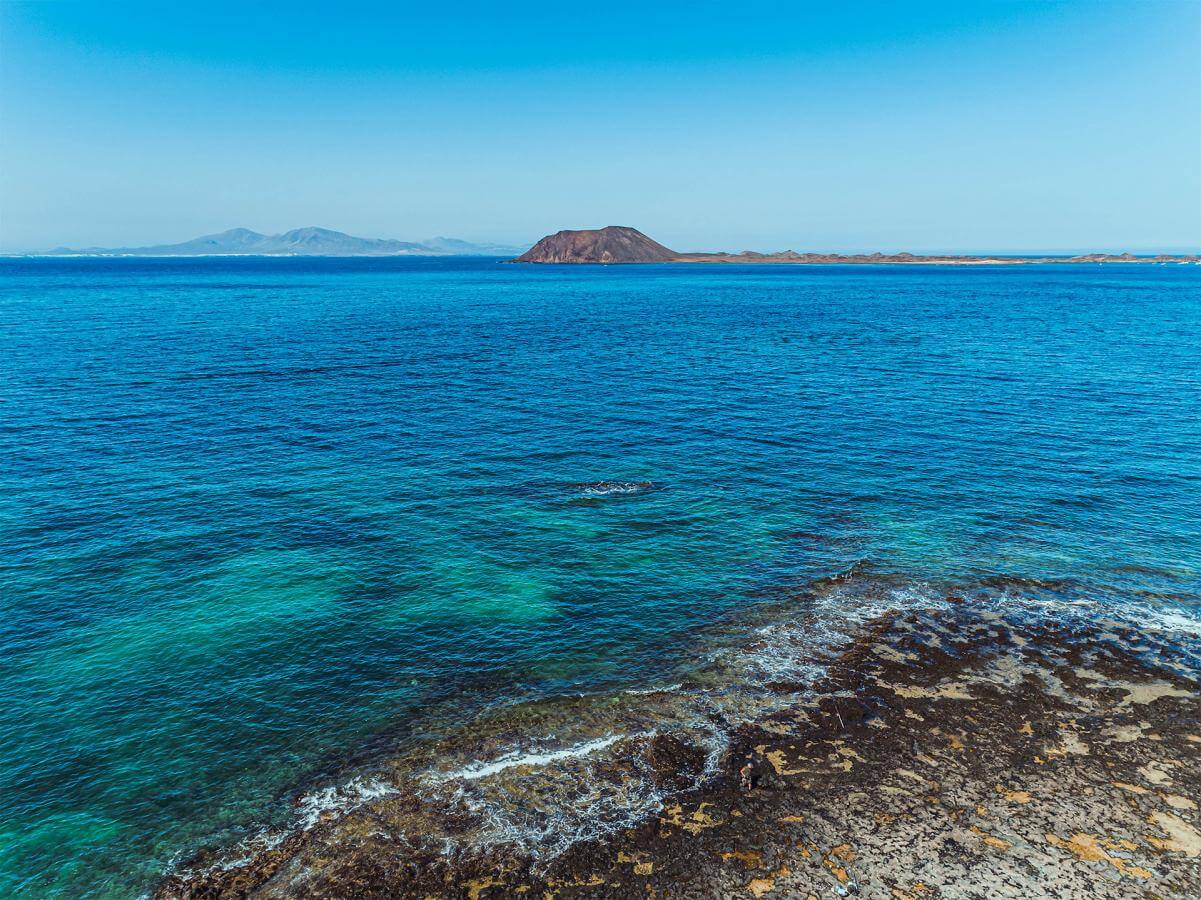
left=2, top=0, right=1199, bottom=254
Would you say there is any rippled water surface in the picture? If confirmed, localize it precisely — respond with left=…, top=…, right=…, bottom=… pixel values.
left=1, top=257, right=1199, bottom=896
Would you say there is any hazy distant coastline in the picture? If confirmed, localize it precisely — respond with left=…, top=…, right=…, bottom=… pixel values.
left=15, top=226, right=524, bottom=258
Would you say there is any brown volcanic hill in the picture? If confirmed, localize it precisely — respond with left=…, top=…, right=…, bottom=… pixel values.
left=514, top=226, right=680, bottom=263
left=514, top=227, right=1201, bottom=266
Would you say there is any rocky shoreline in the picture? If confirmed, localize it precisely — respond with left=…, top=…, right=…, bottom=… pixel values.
left=158, top=590, right=1201, bottom=899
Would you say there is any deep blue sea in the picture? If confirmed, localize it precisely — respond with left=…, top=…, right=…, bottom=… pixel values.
left=1, top=257, right=1199, bottom=896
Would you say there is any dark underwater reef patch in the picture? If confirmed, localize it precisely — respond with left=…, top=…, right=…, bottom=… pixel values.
left=158, top=579, right=1201, bottom=898
left=571, top=480, right=658, bottom=498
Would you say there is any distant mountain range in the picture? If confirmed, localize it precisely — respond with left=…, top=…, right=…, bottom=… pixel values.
left=30, top=227, right=524, bottom=257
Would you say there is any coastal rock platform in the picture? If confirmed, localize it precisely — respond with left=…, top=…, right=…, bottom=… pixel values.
left=160, top=597, right=1201, bottom=899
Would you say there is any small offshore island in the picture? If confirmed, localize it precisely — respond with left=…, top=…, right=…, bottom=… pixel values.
left=513, top=226, right=1200, bottom=265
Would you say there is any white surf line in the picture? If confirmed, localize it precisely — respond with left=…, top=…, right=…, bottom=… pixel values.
left=623, top=682, right=684, bottom=696
left=441, top=734, right=633, bottom=782
left=296, top=776, right=399, bottom=830
left=177, top=775, right=400, bottom=882
left=1124, top=604, right=1201, bottom=637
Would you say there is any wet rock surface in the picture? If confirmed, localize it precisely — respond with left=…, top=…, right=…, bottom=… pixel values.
left=159, top=601, right=1200, bottom=899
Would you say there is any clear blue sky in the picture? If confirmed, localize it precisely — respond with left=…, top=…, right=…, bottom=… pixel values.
left=2, top=1, right=1199, bottom=253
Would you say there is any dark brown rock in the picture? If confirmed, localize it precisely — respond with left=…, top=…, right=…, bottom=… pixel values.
left=646, top=733, right=707, bottom=789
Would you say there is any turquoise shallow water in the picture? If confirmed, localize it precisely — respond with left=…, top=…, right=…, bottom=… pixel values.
left=1, top=257, right=1199, bottom=896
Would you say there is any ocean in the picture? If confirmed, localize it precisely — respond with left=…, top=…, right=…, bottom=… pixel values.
left=1, top=257, right=1198, bottom=896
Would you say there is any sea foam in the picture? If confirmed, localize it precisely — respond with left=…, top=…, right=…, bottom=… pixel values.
left=439, top=733, right=630, bottom=782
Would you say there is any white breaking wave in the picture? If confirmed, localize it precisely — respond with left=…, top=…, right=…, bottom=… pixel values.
left=623, top=682, right=684, bottom=696
left=181, top=775, right=400, bottom=882
left=296, top=776, right=399, bottom=830
left=984, top=584, right=1201, bottom=639
left=715, top=580, right=946, bottom=685
left=579, top=480, right=653, bottom=496
left=213, top=830, right=287, bottom=873
left=439, top=734, right=629, bottom=782
left=1138, top=606, right=1201, bottom=637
